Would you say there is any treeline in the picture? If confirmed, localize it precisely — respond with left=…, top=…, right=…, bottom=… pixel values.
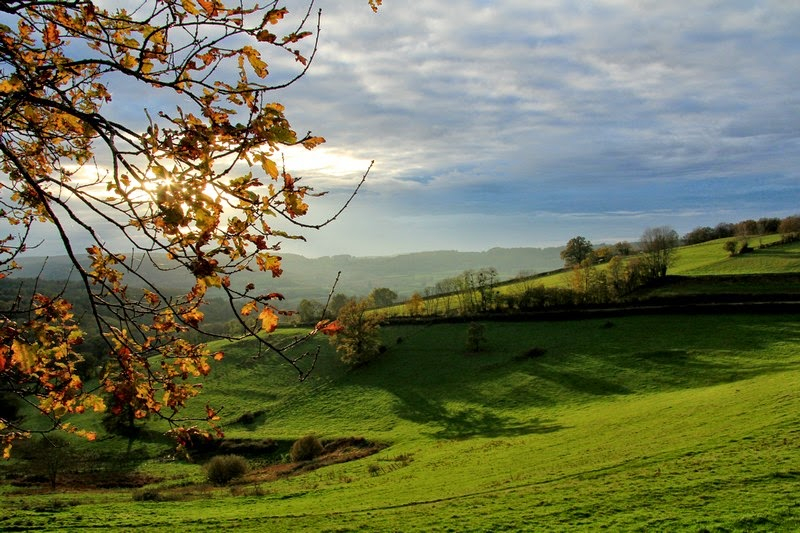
left=682, top=215, right=800, bottom=245
left=404, top=251, right=662, bottom=318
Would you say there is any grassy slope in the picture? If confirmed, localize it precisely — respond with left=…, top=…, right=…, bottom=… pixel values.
left=3, top=237, right=800, bottom=531
left=4, top=314, right=800, bottom=531
left=381, top=235, right=799, bottom=316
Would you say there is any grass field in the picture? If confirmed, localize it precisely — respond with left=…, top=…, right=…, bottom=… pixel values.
left=2, top=311, right=800, bottom=531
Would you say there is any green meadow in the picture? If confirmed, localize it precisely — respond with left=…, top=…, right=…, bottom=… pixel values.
left=2, top=238, right=800, bottom=531
left=3, top=313, right=800, bottom=531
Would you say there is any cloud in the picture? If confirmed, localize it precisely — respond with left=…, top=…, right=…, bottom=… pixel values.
left=9, top=0, right=800, bottom=259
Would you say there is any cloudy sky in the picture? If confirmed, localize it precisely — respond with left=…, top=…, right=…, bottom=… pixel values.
left=9, top=1, right=799, bottom=259
left=251, top=0, right=798, bottom=257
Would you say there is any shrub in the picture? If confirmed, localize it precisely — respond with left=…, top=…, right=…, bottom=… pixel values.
left=290, top=435, right=323, bottom=462
left=205, top=454, right=248, bottom=486
left=132, top=488, right=162, bottom=502
left=466, top=322, right=487, bottom=353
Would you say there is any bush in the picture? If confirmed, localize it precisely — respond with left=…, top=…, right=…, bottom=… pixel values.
left=290, top=435, right=323, bottom=462
left=205, top=454, right=248, bottom=486
left=466, top=322, right=487, bottom=353
left=132, top=488, right=162, bottom=501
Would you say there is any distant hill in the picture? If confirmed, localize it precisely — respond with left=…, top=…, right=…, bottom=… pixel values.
left=10, top=247, right=564, bottom=306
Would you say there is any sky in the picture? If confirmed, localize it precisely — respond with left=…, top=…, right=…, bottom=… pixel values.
left=10, top=0, right=800, bottom=258
left=262, top=0, right=800, bottom=257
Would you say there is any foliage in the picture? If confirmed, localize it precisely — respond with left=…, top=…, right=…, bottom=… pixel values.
left=639, top=226, right=679, bottom=278
left=683, top=216, right=786, bottom=245
left=368, top=287, right=398, bottom=308
left=780, top=215, right=800, bottom=236
left=289, top=434, right=323, bottom=462
left=560, top=236, right=594, bottom=267
left=0, top=0, right=381, bottom=456
left=465, top=322, right=487, bottom=353
left=297, top=299, right=324, bottom=323
left=405, top=292, right=424, bottom=316
left=328, top=298, right=384, bottom=367
left=205, top=454, right=248, bottom=486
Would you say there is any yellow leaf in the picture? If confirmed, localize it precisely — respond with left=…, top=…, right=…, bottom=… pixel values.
left=258, top=307, right=279, bottom=332
left=120, top=54, right=137, bottom=70
left=0, top=77, right=24, bottom=94
left=243, top=47, right=268, bottom=78
left=181, top=0, right=200, bottom=15
left=263, top=157, right=279, bottom=179
left=11, top=340, right=36, bottom=372
left=301, top=136, right=326, bottom=150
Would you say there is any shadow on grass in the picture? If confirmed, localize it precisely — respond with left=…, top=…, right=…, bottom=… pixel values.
left=392, top=389, right=564, bottom=440
left=527, top=366, right=632, bottom=396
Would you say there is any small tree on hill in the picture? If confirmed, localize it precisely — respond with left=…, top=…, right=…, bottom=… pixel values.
left=406, top=292, right=425, bottom=316
left=561, top=236, right=594, bottom=267
left=465, top=322, right=487, bottom=353
left=329, top=299, right=385, bottom=367
left=368, top=288, right=398, bottom=308
left=639, top=226, right=679, bottom=279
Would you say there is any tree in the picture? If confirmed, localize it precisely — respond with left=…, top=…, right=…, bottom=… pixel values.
left=328, top=293, right=351, bottom=317
left=475, top=267, right=498, bottom=312
left=368, top=287, right=397, bottom=308
left=779, top=215, right=800, bottom=237
left=21, top=434, right=72, bottom=490
left=406, top=292, right=424, bottom=316
left=639, top=226, right=679, bottom=279
left=465, top=322, right=487, bottom=353
left=328, top=298, right=384, bottom=367
left=560, top=236, right=594, bottom=267
left=0, top=1, right=382, bottom=457
left=297, top=299, right=324, bottom=324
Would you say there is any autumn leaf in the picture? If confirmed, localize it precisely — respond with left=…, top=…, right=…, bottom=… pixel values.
left=316, top=319, right=344, bottom=336
left=265, top=8, right=288, bottom=25
left=11, top=340, right=36, bottom=372
left=263, top=157, right=279, bottom=179
left=240, top=300, right=258, bottom=316
left=44, top=22, right=60, bottom=46
left=258, top=307, right=279, bottom=332
left=196, top=0, right=219, bottom=17
left=301, top=136, right=326, bottom=150
left=181, top=0, right=200, bottom=15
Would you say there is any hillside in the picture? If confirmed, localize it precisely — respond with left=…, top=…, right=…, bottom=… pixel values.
left=2, top=238, right=800, bottom=530
left=2, top=313, right=799, bottom=531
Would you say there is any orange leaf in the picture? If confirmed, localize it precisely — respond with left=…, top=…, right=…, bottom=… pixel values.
left=44, top=22, right=60, bottom=45
left=301, top=136, right=326, bottom=150
left=196, top=0, right=219, bottom=17
left=258, top=307, right=279, bottom=332
left=240, top=300, right=258, bottom=316
left=316, top=319, right=344, bottom=336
